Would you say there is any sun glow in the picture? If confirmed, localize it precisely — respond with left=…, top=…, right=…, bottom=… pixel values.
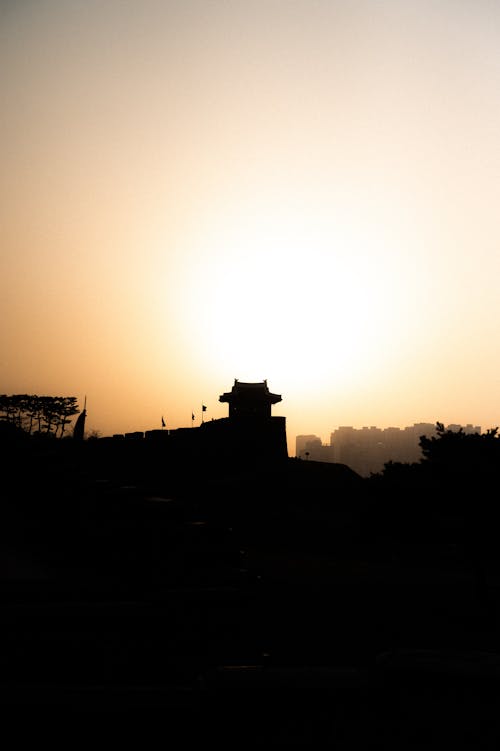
left=171, top=192, right=419, bottom=398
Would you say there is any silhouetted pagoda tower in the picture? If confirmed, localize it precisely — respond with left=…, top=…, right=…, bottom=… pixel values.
left=197, top=379, right=288, bottom=466
left=219, top=379, right=282, bottom=420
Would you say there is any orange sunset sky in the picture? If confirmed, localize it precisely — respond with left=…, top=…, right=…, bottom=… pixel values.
left=2, top=0, right=500, bottom=448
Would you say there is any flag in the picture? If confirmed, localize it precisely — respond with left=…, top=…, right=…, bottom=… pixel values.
left=202, top=405, right=207, bottom=412
left=161, top=416, right=165, bottom=428
left=73, top=408, right=87, bottom=441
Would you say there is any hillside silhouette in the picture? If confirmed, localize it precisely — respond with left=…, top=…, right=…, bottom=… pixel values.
left=2, top=405, right=500, bottom=744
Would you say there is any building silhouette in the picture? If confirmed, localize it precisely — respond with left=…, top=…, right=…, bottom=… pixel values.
left=219, top=379, right=282, bottom=419
left=297, top=422, right=482, bottom=476
left=113, top=380, right=288, bottom=467
left=201, top=379, right=288, bottom=465
left=296, top=435, right=335, bottom=463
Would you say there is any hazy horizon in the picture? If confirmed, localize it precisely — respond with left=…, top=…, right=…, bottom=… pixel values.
left=3, top=1, right=500, bottom=445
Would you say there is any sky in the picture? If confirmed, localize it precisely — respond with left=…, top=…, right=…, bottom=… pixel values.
left=2, top=0, right=500, bottom=449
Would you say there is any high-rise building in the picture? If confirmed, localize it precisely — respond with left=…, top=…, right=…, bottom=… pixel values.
left=296, top=434, right=320, bottom=458
left=296, top=434, right=334, bottom=462
left=297, top=423, right=483, bottom=476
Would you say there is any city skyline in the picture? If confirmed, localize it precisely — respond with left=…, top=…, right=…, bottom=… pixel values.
left=296, top=421, right=484, bottom=475
left=2, top=2, right=500, bottom=443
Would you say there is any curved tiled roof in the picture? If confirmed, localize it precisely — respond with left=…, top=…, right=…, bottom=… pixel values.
left=219, top=379, right=282, bottom=404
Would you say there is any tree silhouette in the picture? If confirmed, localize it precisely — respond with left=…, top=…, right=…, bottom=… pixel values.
left=419, top=421, right=500, bottom=479
left=371, top=421, right=500, bottom=492
left=0, top=394, right=80, bottom=437
left=366, top=420, right=500, bottom=542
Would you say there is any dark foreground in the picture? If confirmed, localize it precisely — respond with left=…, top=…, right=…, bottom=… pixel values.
left=2, top=446, right=500, bottom=745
